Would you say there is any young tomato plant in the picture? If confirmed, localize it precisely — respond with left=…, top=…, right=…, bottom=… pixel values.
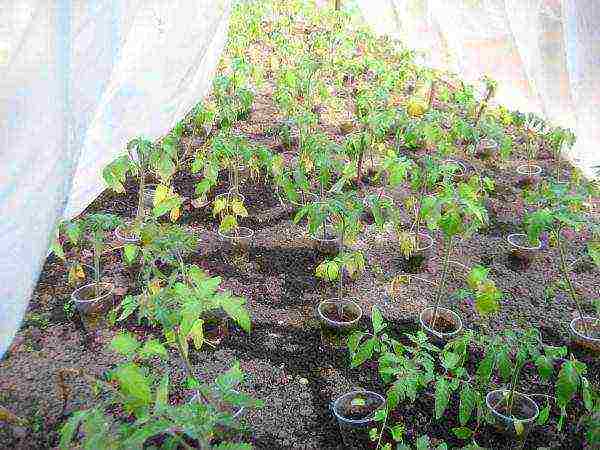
left=420, top=179, right=488, bottom=331
left=294, top=191, right=363, bottom=246
left=212, top=192, right=249, bottom=236
left=53, top=214, right=122, bottom=295
left=59, top=333, right=260, bottom=449
left=103, top=137, right=177, bottom=228
left=348, top=307, right=472, bottom=449
left=524, top=182, right=596, bottom=328
left=455, top=264, right=502, bottom=324
left=113, top=222, right=198, bottom=324
left=477, top=328, right=596, bottom=437
left=316, top=250, right=365, bottom=300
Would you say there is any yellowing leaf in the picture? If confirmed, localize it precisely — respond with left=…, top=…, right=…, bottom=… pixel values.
left=231, top=200, right=248, bottom=217
left=148, top=278, right=162, bottom=295
left=326, top=261, right=340, bottom=281
left=513, top=419, right=524, bottom=436
left=153, top=184, right=170, bottom=207
left=169, top=205, right=181, bottom=222
left=407, top=99, right=427, bottom=118
left=68, top=264, right=85, bottom=285
left=219, top=214, right=237, bottom=233
left=212, top=197, right=227, bottom=217
left=188, top=319, right=204, bottom=351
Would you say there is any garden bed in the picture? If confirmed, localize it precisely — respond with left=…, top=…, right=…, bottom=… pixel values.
left=1, top=1, right=598, bottom=449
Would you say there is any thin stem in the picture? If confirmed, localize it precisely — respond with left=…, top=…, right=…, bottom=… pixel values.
left=135, top=163, right=147, bottom=227
left=166, top=433, right=196, bottom=450
left=375, top=406, right=389, bottom=450
left=338, top=223, right=345, bottom=302
left=431, top=237, right=453, bottom=330
left=557, top=229, right=590, bottom=334
left=506, top=363, right=522, bottom=416
left=175, top=340, right=216, bottom=410
left=475, top=88, right=492, bottom=124
left=93, top=241, right=101, bottom=298
left=357, top=149, right=364, bottom=183
left=427, top=79, right=436, bottom=109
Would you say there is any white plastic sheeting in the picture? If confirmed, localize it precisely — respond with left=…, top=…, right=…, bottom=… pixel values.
left=347, top=0, right=600, bottom=177
left=0, top=0, right=231, bottom=357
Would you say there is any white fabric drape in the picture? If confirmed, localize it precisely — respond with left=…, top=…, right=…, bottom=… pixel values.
left=349, top=0, right=599, bottom=177
left=0, top=0, right=231, bottom=357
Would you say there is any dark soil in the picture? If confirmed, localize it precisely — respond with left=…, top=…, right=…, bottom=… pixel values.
left=338, top=394, right=381, bottom=420
left=507, top=250, right=533, bottom=272
left=394, top=254, right=427, bottom=273
left=321, top=303, right=360, bottom=323
left=424, top=314, right=457, bottom=334
left=492, top=396, right=537, bottom=422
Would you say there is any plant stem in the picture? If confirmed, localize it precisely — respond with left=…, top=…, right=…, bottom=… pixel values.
left=357, top=149, right=364, bottom=184
left=412, top=178, right=426, bottom=232
left=338, top=224, right=345, bottom=301
left=93, top=241, right=101, bottom=298
left=431, top=237, right=452, bottom=330
left=427, top=79, right=436, bottom=109
left=135, top=168, right=146, bottom=227
left=506, top=363, right=522, bottom=416
left=175, top=340, right=216, bottom=409
left=234, top=161, right=240, bottom=193
left=557, top=229, right=589, bottom=334
left=475, top=88, right=492, bottom=124
left=375, top=406, right=389, bottom=450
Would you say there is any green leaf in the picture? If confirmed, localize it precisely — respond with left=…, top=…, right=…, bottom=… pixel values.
left=415, top=435, right=431, bottom=450
left=123, top=244, right=139, bottom=265
left=476, top=351, right=494, bottom=383
left=50, top=238, right=65, bottom=260
left=221, top=296, right=251, bottom=333
left=434, top=377, right=450, bottom=420
left=117, top=295, right=139, bottom=322
left=157, top=153, right=176, bottom=183
left=66, top=222, right=82, bottom=245
left=59, top=410, right=89, bottom=449
left=219, top=214, right=238, bottom=233
left=459, top=386, right=477, bottom=426
left=537, top=403, right=550, bottom=425
left=588, top=242, right=600, bottom=269
left=122, top=419, right=172, bottom=447
left=372, top=407, right=385, bottom=419
left=371, top=306, right=385, bottom=334
left=556, top=361, right=580, bottom=410
left=139, top=339, right=168, bottom=359
left=155, top=374, right=169, bottom=410
left=189, top=319, right=204, bottom=351
left=497, top=350, right=512, bottom=381
left=439, top=211, right=462, bottom=238
left=390, top=424, right=404, bottom=442
left=351, top=337, right=376, bottom=368
left=110, top=332, right=140, bottom=357
left=112, top=363, right=152, bottom=412
left=535, top=355, right=553, bottom=380
left=466, top=265, right=489, bottom=290
left=347, top=331, right=365, bottom=354
left=452, top=426, right=473, bottom=440
left=442, top=352, right=460, bottom=371
left=213, top=444, right=252, bottom=450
